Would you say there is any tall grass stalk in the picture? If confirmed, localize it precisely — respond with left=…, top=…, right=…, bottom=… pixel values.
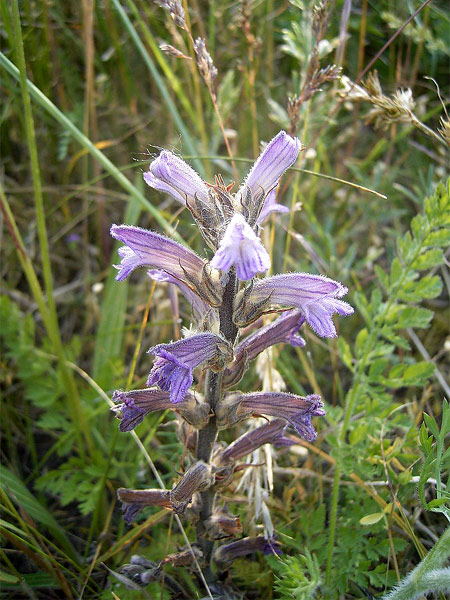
left=8, top=0, right=94, bottom=458
left=110, top=0, right=205, bottom=176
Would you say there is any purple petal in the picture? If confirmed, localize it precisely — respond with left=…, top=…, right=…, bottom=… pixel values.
left=248, top=273, right=353, bottom=338
left=111, top=224, right=205, bottom=282
left=240, top=131, right=300, bottom=205
left=224, top=311, right=305, bottom=386
left=210, top=214, right=270, bottom=281
left=147, top=333, right=226, bottom=403
left=143, top=150, right=209, bottom=206
left=214, top=536, right=281, bottom=568
left=147, top=269, right=210, bottom=318
left=257, top=186, right=289, bottom=224
left=112, top=388, right=209, bottom=430
left=218, top=391, right=325, bottom=442
left=218, top=419, right=294, bottom=465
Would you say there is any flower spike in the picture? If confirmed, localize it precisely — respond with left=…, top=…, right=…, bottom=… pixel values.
left=210, top=214, right=271, bottom=281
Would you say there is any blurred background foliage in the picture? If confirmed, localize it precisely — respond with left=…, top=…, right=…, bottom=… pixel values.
left=0, top=0, right=449, bottom=598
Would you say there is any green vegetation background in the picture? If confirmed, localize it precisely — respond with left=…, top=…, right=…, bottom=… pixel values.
left=1, top=1, right=449, bottom=598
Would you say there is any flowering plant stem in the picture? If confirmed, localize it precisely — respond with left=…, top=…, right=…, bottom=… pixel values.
left=197, top=271, right=239, bottom=581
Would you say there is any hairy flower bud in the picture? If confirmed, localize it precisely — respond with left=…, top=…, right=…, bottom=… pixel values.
left=170, top=461, right=214, bottom=513
left=213, top=536, right=281, bottom=569
left=117, top=488, right=171, bottom=524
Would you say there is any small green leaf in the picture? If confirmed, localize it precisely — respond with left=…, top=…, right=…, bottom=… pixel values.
left=427, top=498, right=449, bottom=509
left=412, top=248, right=444, bottom=270
left=403, top=361, right=435, bottom=386
left=338, top=337, right=353, bottom=371
left=360, top=513, right=384, bottom=526
left=423, top=413, right=440, bottom=438
left=400, top=275, right=443, bottom=302
left=395, top=306, right=434, bottom=329
left=426, top=228, right=450, bottom=247
left=355, top=328, right=370, bottom=357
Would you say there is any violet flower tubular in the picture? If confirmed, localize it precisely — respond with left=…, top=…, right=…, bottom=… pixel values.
left=111, top=224, right=223, bottom=306
left=147, top=332, right=232, bottom=404
left=216, top=391, right=325, bottom=442
left=237, top=130, right=301, bottom=226
left=117, top=488, right=172, bottom=525
left=210, top=213, right=271, bottom=281
left=216, top=419, right=294, bottom=467
left=224, top=310, right=305, bottom=386
left=234, top=272, right=354, bottom=336
left=213, top=535, right=281, bottom=570
left=112, top=388, right=210, bottom=432
left=143, top=150, right=209, bottom=206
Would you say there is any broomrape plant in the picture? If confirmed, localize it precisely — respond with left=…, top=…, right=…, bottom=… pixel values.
left=110, top=130, right=353, bottom=589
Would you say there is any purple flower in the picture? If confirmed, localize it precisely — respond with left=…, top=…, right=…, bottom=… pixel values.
left=210, top=214, right=271, bottom=280
left=142, top=132, right=300, bottom=250
left=224, top=310, right=305, bottom=386
left=147, top=269, right=211, bottom=320
left=238, top=131, right=300, bottom=225
left=213, top=535, right=281, bottom=569
left=257, top=185, right=289, bottom=224
left=235, top=273, right=353, bottom=337
left=143, top=150, right=209, bottom=206
left=147, top=333, right=231, bottom=403
left=112, top=388, right=210, bottom=431
left=217, top=419, right=294, bottom=466
left=216, top=392, right=325, bottom=441
left=117, top=487, right=172, bottom=524
left=110, top=224, right=206, bottom=283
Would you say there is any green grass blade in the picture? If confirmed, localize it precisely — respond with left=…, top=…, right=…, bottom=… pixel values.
left=0, top=466, right=76, bottom=561
left=110, top=0, right=204, bottom=176
left=0, top=52, right=183, bottom=243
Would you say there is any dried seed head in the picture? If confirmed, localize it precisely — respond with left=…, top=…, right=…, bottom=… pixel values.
left=154, top=0, right=186, bottom=29
left=312, top=0, right=330, bottom=39
left=438, top=117, right=450, bottom=146
left=159, top=44, right=191, bottom=60
left=193, top=37, right=218, bottom=87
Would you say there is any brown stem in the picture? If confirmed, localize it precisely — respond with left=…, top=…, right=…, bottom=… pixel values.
left=196, top=271, right=239, bottom=582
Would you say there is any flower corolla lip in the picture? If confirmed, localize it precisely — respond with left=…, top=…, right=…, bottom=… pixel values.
left=210, top=213, right=270, bottom=281
left=243, top=273, right=353, bottom=337
left=143, top=150, right=209, bottom=206
left=257, top=185, right=289, bottom=224
left=110, top=224, right=205, bottom=282
left=147, top=332, right=227, bottom=404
